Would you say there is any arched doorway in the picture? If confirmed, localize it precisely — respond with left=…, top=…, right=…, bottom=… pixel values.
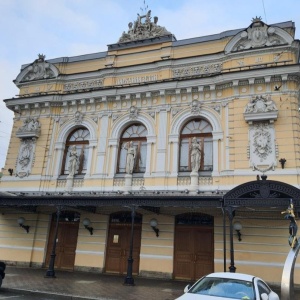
left=223, top=176, right=300, bottom=273
left=105, top=211, right=142, bottom=275
left=174, top=213, right=214, bottom=281
left=45, top=210, right=80, bottom=271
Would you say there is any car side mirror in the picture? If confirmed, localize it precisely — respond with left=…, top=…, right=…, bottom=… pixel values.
left=184, top=284, right=191, bottom=293
left=261, top=292, right=280, bottom=300
left=261, top=293, right=268, bottom=300
left=268, top=291, right=280, bottom=300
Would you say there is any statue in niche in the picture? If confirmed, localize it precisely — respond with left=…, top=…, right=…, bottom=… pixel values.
left=190, top=137, right=202, bottom=173
left=281, top=199, right=298, bottom=249
left=124, top=141, right=136, bottom=174
left=68, top=145, right=79, bottom=177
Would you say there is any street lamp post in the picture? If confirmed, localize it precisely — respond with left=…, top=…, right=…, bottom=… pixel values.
left=45, top=206, right=61, bottom=278
left=124, top=206, right=136, bottom=285
left=226, top=206, right=236, bottom=273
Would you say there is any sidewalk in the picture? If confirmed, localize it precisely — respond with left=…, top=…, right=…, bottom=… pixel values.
left=2, top=266, right=300, bottom=300
left=2, top=266, right=187, bottom=300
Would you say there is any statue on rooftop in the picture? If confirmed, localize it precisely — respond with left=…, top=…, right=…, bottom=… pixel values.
left=118, top=9, right=172, bottom=43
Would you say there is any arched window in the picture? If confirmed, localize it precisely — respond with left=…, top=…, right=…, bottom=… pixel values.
left=117, top=123, right=147, bottom=174
left=61, top=127, right=90, bottom=176
left=179, top=119, right=213, bottom=172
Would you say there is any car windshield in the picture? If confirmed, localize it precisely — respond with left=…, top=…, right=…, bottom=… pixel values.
left=188, top=276, right=255, bottom=300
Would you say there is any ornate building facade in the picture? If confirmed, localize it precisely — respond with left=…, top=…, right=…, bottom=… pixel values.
left=1, top=11, right=300, bottom=284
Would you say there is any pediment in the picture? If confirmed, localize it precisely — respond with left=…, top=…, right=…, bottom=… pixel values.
left=14, top=54, right=59, bottom=86
left=225, top=17, right=294, bottom=54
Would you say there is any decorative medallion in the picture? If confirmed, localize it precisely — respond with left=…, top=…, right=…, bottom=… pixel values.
left=191, top=100, right=201, bottom=115
left=129, top=106, right=139, bottom=120
left=74, top=111, right=84, bottom=125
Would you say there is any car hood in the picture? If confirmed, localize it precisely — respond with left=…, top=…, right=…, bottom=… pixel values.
left=176, top=293, right=237, bottom=300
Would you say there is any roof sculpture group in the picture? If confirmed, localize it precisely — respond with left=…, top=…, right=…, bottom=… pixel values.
left=118, top=9, right=172, bottom=43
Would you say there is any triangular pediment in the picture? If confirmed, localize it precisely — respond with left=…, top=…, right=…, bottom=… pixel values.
left=225, top=17, right=294, bottom=54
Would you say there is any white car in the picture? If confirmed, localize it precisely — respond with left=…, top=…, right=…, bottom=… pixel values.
left=175, top=272, right=280, bottom=300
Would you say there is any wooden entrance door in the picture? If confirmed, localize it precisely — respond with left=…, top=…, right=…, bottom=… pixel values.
left=105, top=224, right=141, bottom=275
left=174, top=226, right=214, bottom=281
left=45, top=221, right=79, bottom=270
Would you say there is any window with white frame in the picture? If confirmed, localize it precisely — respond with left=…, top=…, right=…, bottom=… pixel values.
left=61, top=127, right=90, bottom=176
left=117, top=123, right=147, bottom=174
left=179, top=119, right=213, bottom=172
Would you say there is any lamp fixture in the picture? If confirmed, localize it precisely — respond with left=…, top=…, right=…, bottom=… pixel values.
left=233, top=221, right=242, bottom=241
left=17, top=217, right=30, bottom=233
left=83, top=218, right=93, bottom=235
left=149, top=218, right=159, bottom=237
left=279, top=158, right=286, bottom=169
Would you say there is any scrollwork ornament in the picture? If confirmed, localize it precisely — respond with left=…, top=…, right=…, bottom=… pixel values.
left=16, top=138, right=36, bottom=178
left=253, top=123, right=272, bottom=160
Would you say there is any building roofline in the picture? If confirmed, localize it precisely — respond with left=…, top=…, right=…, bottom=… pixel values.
left=20, top=20, right=295, bottom=69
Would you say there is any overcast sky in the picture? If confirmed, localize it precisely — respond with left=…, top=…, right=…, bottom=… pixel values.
left=0, top=0, right=300, bottom=168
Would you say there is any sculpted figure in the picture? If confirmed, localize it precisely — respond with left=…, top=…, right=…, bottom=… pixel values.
left=281, top=199, right=298, bottom=248
left=124, top=141, right=136, bottom=174
left=190, top=137, right=201, bottom=172
left=68, top=145, right=78, bottom=177
left=19, top=140, right=32, bottom=169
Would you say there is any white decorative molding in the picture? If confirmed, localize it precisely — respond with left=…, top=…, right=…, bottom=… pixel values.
left=249, top=122, right=277, bottom=171
left=132, top=178, right=144, bottom=186
left=16, top=138, right=37, bottom=178
left=129, top=106, right=139, bottom=120
left=74, top=111, right=84, bottom=125
left=225, top=17, right=294, bottom=54
left=116, top=75, right=158, bottom=85
left=64, top=79, right=103, bottom=91
left=190, top=100, right=201, bottom=115
left=113, top=178, right=125, bottom=186
left=244, top=95, right=278, bottom=123
left=199, top=177, right=213, bottom=185
left=16, top=117, right=41, bottom=139
left=177, top=177, right=191, bottom=185
left=173, top=63, right=222, bottom=78
left=15, top=54, right=59, bottom=86
left=177, top=177, right=213, bottom=186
